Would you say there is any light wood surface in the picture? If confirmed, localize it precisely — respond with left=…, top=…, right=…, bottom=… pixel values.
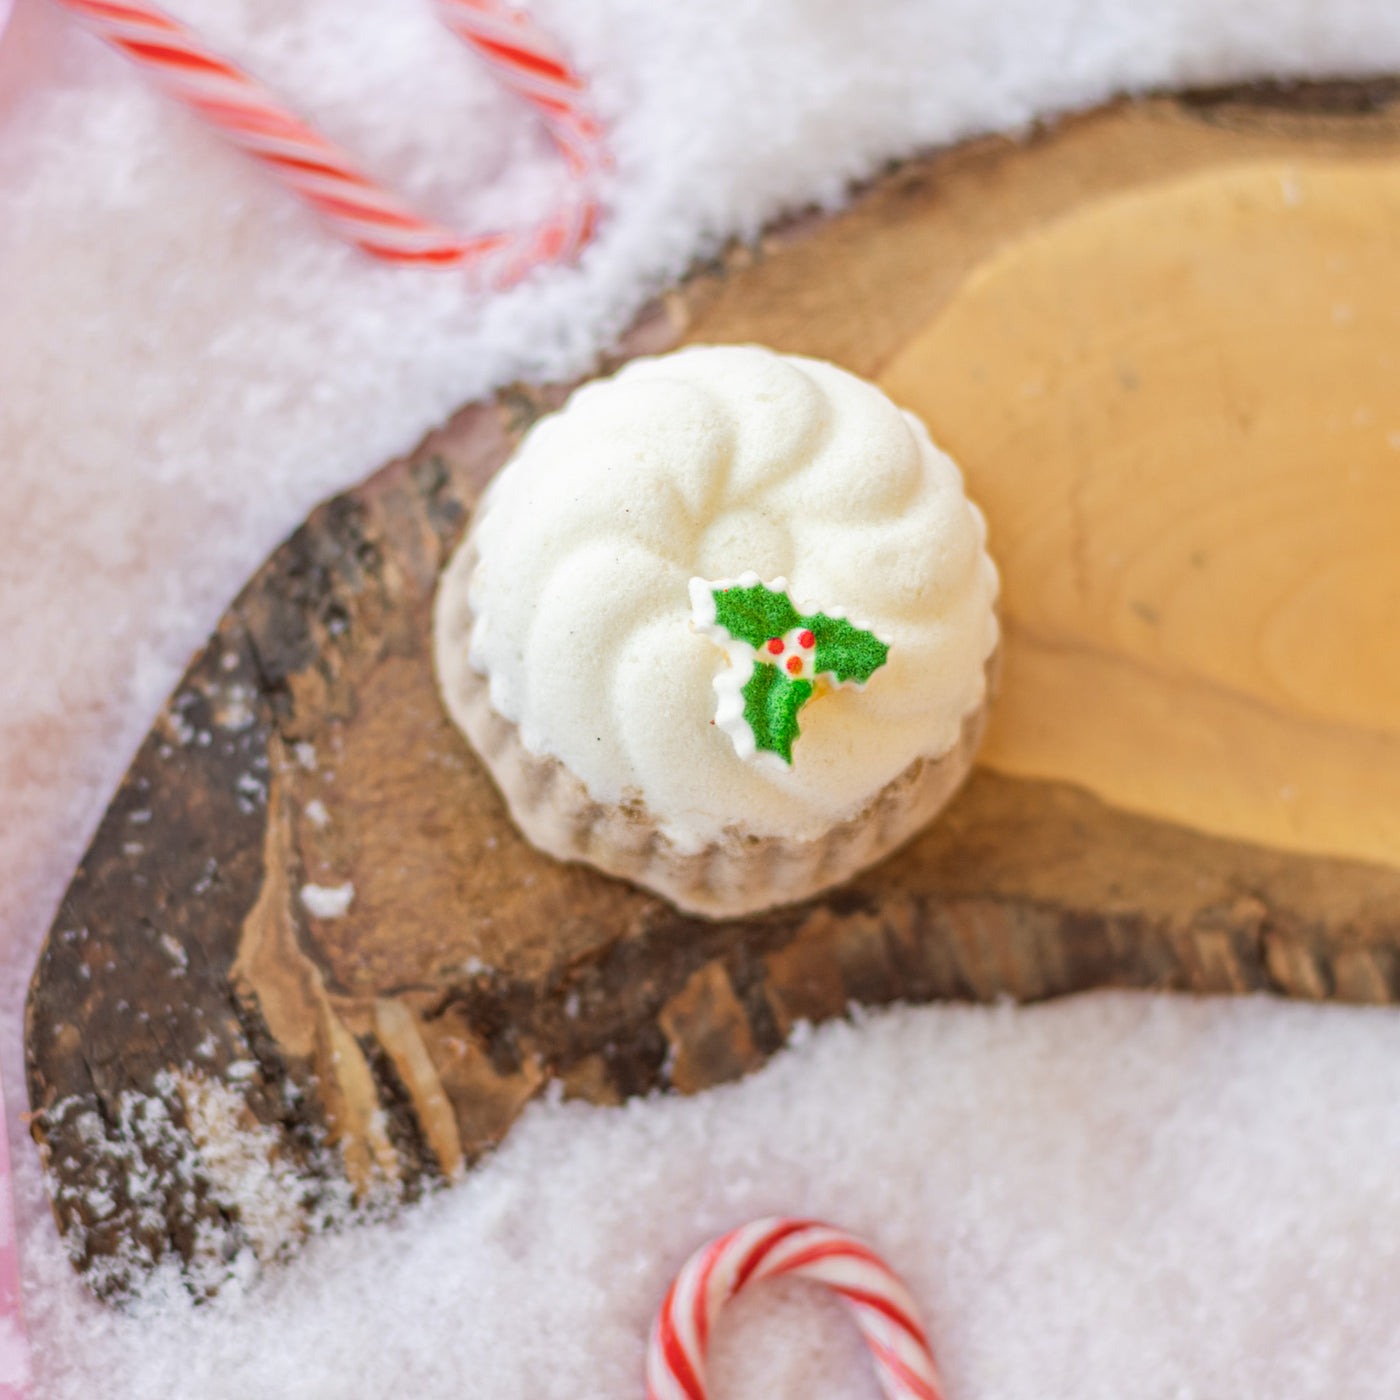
left=882, top=158, right=1400, bottom=870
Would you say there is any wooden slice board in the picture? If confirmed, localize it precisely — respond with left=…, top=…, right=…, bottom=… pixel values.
left=26, top=81, right=1400, bottom=1302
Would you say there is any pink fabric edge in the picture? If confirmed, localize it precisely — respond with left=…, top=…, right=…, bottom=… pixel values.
left=0, top=1072, right=31, bottom=1400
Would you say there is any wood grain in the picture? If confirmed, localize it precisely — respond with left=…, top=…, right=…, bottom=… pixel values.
left=881, top=158, right=1400, bottom=870
left=25, top=84, right=1400, bottom=1303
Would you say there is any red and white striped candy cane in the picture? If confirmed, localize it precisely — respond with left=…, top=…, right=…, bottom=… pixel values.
left=50, top=0, right=607, bottom=284
left=647, top=1218, right=945, bottom=1400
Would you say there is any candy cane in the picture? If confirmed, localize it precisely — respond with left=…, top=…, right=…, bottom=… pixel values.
left=647, top=1218, right=945, bottom=1400
left=50, top=0, right=607, bottom=284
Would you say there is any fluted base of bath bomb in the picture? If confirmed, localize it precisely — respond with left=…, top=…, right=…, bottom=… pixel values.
left=434, top=540, right=996, bottom=919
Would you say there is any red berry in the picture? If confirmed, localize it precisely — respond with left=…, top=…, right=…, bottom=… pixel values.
left=799, top=630, right=815, bottom=649
left=767, top=637, right=783, bottom=655
left=787, top=656, right=803, bottom=675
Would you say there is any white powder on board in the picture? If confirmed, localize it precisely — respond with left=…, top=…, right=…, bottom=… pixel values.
left=299, top=882, right=355, bottom=919
left=3, top=0, right=1400, bottom=1395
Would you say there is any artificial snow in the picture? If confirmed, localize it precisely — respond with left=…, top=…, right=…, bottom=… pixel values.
left=4, top=0, right=1400, bottom=1396
left=19, top=994, right=1400, bottom=1399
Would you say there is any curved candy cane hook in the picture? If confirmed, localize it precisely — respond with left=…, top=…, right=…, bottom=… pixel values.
left=51, top=0, right=608, bottom=285
left=648, top=1218, right=946, bottom=1400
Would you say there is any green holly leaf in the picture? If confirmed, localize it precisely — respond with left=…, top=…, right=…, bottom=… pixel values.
left=711, top=580, right=801, bottom=650
left=742, top=664, right=814, bottom=765
left=803, top=613, right=889, bottom=686
left=692, top=573, right=892, bottom=767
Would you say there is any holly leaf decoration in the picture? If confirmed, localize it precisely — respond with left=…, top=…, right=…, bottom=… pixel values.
left=711, top=580, right=801, bottom=650
left=741, top=666, right=814, bottom=766
left=807, top=613, right=889, bottom=686
left=690, top=573, right=891, bottom=766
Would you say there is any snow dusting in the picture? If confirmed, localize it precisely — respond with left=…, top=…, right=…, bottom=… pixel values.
left=300, top=882, right=355, bottom=920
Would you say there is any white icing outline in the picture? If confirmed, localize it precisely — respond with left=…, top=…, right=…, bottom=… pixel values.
left=688, top=572, right=893, bottom=768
